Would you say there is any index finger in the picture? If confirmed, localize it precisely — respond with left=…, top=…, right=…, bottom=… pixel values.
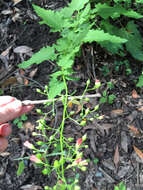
left=0, top=99, right=22, bottom=123
left=0, top=96, right=15, bottom=107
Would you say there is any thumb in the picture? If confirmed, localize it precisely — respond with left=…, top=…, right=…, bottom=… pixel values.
left=0, top=123, right=12, bottom=136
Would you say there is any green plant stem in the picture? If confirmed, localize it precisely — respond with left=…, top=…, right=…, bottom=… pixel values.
left=60, top=75, right=68, bottom=181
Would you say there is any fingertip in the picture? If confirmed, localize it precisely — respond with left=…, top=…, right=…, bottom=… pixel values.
left=0, top=123, right=12, bottom=136
left=0, top=137, right=8, bottom=152
left=19, top=104, right=34, bottom=115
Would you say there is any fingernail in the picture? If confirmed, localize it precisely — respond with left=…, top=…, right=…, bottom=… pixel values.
left=0, top=123, right=12, bottom=136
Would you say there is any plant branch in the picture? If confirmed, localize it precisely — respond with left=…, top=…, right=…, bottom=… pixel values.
left=22, top=93, right=101, bottom=105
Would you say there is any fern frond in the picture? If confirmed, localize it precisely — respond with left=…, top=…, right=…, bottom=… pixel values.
left=19, top=46, right=56, bottom=69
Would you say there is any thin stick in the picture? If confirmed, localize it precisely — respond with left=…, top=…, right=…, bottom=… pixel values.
left=22, top=93, right=101, bottom=105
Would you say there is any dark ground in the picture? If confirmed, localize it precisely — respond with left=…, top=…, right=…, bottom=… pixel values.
left=1, top=0, right=143, bottom=190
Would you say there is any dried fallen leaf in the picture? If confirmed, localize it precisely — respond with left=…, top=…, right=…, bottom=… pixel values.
left=121, top=131, right=128, bottom=153
left=75, top=104, right=82, bottom=114
left=0, top=152, right=10, bottom=157
left=19, top=69, right=25, bottom=75
left=23, top=122, right=35, bottom=134
left=127, top=111, right=138, bottom=122
left=133, top=146, right=143, bottom=159
left=12, top=0, right=22, bottom=5
left=24, top=79, right=29, bottom=85
left=132, top=89, right=139, bottom=99
left=14, top=46, right=32, bottom=54
left=1, top=10, right=13, bottom=15
left=20, top=184, right=42, bottom=190
left=29, top=68, right=38, bottom=78
left=128, top=125, right=140, bottom=136
left=138, top=106, right=143, bottom=111
left=100, top=123, right=114, bottom=130
left=1, top=46, right=12, bottom=56
left=1, top=77, right=17, bottom=89
left=68, top=101, right=73, bottom=108
left=111, top=109, right=124, bottom=117
left=114, top=145, right=120, bottom=169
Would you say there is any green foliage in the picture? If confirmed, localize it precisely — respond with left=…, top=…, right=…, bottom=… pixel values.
left=95, top=3, right=143, bottom=19
left=114, top=182, right=126, bottom=190
left=19, top=0, right=130, bottom=99
left=100, top=20, right=143, bottom=60
left=0, top=89, right=4, bottom=95
left=83, top=30, right=127, bottom=43
left=17, top=161, right=25, bottom=176
left=136, top=72, right=143, bottom=87
left=13, top=114, right=28, bottom=128
left=19, top=46, right=56, bottom=69
left=100, top=86, right=116, bottom=104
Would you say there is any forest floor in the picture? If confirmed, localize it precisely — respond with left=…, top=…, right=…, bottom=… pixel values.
left=1, top=0, right=143, bottom=190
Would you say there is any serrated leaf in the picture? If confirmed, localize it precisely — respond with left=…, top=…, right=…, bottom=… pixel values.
left=61, top=0, right=89, bottom=18
left=124, top=10, right=143, bottom=18
left=120, top=21, right=143, bottom=61
left=95, top=3, right=123, bottom=19
left=58, top=56, right=74, bottom=69
left=33, top=4, right=63, bottom=31
left=18, top=46, right=56, bottom=69
left=48, top=78, right=65, bottom=99
left=100, top=21, right=124, bottom=54
left=83, top=30, right=127, bottom=43
left=95, top=3, right=143, bottom=19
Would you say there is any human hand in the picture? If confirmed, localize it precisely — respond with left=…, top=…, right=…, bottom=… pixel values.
left=0, top=96, right=34, bottom=152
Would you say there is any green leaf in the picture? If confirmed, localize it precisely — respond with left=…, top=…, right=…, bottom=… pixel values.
left=57, top=56, right=74, bottom=69
left=61, top=0, right=89, bottom=18
left=0, top=89, right=4, bottom=95
left=68, top=0, right=89, bottom=11
left=53, top=160, right=59, bottom=169
left=83, top=30, right=127, bottom=43
left=32, top=4, right=64, bottom=31
left=125, top=21, right=143, bottom=61
left=48, top=78, right=65, bottom=99
left=108, top=94, right=116, bottom=104
left=119, top=182, right=126, bottom=190
left=124, top=10, right=143, bottom=19
left=100, top=97, right=107, bottom=104
left=95, top=3, right=143, bottom=19
left=100, top=20, right=124, bottom=54
left=42, top=167, right=51, bottom=176
left=18, top=46, right=56, bottom=69
left=20, top=114, right=28, bottom=121
left=136, top=74, right=143, bottom=87
left=17, top=161, right=25, bottom=176
left=18, top=121, right=23, bottom=128
left=13, top=118, right=19, bottom=124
